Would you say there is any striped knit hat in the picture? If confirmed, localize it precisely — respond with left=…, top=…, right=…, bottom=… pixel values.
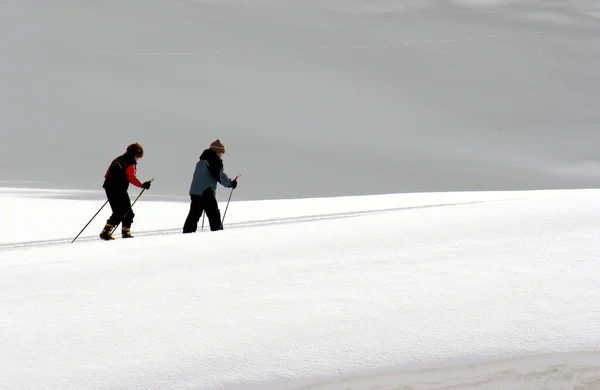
left=209, top=139, right=225, bottom=154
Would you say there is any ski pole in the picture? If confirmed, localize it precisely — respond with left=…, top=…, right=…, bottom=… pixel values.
left=111, top=178, right=154, bottom=235
left=71, top=200, right=109, bottom=243
left=201, top=213, right=205, bottom=231
left=220, top=175, right=239, bottom=229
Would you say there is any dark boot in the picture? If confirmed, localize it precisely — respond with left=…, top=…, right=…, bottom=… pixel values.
left=122, top=227, right=133, bottom=238
left=100, top=223, right=115, bottom=240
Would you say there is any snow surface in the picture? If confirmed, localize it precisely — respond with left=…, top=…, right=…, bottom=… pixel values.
left=1, top=0, right=600, bottom=200
left=2, top=0, right=600, bottom=388
left=1, top=188, right=600, bottom=389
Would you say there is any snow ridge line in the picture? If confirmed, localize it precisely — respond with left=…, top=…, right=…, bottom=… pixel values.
left=0, top=200, right=489, bottom=251
left=5, top=31, right=545, bottom=58
left=90, top=31, right=545, bottom=56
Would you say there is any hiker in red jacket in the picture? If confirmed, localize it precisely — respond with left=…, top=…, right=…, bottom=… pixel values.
left=100, top=143, right=152, bottom=240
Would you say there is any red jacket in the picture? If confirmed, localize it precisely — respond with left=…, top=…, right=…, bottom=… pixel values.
left=103, top=153, right=143, bottom=190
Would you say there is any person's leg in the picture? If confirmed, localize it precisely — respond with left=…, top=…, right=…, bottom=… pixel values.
left=101, top=189, right=128, bottom=239
left=183, top=195, right=203, bottom=233
left=106, top=190, right=129, bottom=226
left=105, top=190, right=117, bottom=227
left=202, top=189, right=222, bottom=231
left=120, top=192, right=134, bottom=237
left=100, top=194, right=116, bottom=239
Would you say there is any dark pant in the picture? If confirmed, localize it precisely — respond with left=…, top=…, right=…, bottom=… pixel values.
left=105, top=188, right=134, bottom=229
left=183, top=189, right=222, bottom=233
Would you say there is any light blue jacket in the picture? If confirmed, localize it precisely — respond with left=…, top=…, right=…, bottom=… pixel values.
left=189, top=149, right=235, bottom=196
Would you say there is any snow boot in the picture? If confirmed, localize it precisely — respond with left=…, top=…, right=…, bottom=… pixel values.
left=122, top=227, right=133, bottom=239
left=99, top=224, right=114, bottom=240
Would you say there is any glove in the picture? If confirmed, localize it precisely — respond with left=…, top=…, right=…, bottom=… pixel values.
left=231, top=180, right=238, bottom=189
left=142, top=181, right=152, bottom=190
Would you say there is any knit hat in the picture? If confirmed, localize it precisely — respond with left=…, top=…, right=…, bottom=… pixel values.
left=209, top=139, right=225, bottom=154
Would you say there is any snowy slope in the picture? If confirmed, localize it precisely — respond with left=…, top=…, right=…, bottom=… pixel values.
left=2, top=0, right=600, bottom=388
left=1, top=188, right=600, bottom=389
left=1, top=0, right=600, bottom=200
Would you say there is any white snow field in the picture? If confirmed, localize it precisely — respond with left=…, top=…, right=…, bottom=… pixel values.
left=1, top=0, right=600, bottom=200
left=2, top=0, right=600, bottom=388
left=1, top=188, right=600, bottom=389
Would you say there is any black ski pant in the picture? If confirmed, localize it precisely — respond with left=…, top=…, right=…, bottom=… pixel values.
left=183, top=189, right=222, bottom=233
left=105, top=188, right=134, bottom=229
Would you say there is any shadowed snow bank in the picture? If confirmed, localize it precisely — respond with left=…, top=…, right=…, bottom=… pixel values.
left=1, top=0, right=600, bottom=200
left=285, top=352, right=600, bottom=390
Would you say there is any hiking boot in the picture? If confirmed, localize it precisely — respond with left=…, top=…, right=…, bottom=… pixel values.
left=122, top=227, right=133, bottom=239
left=99, top=224, right=114, bottom=240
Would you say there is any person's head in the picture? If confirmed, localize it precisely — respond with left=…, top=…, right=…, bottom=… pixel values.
left=126, top=143, right=144, bottom=160
left=209, top=139, right=225, bottom=158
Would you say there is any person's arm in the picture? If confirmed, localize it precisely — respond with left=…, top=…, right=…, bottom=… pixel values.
left=220, top=171, right=237, bottom=188
left=126, top=165, right=144, bottom=188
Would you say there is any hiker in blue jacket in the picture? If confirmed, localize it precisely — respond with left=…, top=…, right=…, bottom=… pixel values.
left=183, top=139, right=237, bottom=233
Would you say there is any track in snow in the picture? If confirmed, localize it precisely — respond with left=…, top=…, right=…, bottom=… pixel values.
left=0, top=200, right=491, bottom=251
